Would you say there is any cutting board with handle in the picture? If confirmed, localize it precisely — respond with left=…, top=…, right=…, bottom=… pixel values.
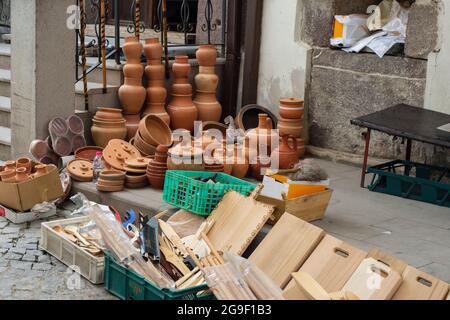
left=249, top=213, right=325, bottom=289
left=392, top=266, right=450, bottom=300
left=367, top=248, right=408, bottom=275
left=283, top=235, right=367, bottom=300
left=342, top=257, right=402, bottom=300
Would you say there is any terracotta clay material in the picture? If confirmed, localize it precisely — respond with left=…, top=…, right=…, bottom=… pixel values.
left=147, top=145, right=169, bottom=190
left=288, top=137, right=305, bottom=158
left=75, top=146, right=104, bottom=161
left=67, top=159, right=94, bottom=182
left=167, top=144, right=204, bottom=171
left=123, top=114, right=141, bottom=141
left=91, top=118, right=127, bottom=148
left=246, top=114, right=278, bottom=155
left=236, top=104, right=278, bottom=131
left=4, top=161, right=15, bottom=171
left=124, top=166, right=147, bottom=174
left=146, top=173, right=166, bottom=190
left=125, top=172, right=148, bottom=184
left=202, top=121, right=228, bottom=136
left=125, top=157, right=151, bottom=169
left=30, top=140, right=51, bottom=159
left=139, top=115, right=173, bottom=146
left=279, top=98, right=304, bottom=120
left=231, top=145, right=250, bottom=179
left=97, top=179, right=124, bottom=188
left=278, top=117, right=303, bottom=138
left=67, top=115, right=85, bottom=135
left=251, top=156, right=272, bottom=181
left=15, top=167, right=29, bottom=183
left=16, top=157, right=32, bottom=174
left=0, top=169, right=16, bottom=182
left=95, top=107, right=123, bottom=120
left=33, top=165, right=48, bottom=178
left=273, top=135, right=299, bottom=170
left=122, top=36, right=143, bottom=63
left=99, top=170, right=126, bottom=181
left=134, top=131, right=157, bottom=156
left=196, top=45, right=218, bottom=67
left=103, top=139, right=141, bottom=171
left=96, top=183, right=124, bottom=193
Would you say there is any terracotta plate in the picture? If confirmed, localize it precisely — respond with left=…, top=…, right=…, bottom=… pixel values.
left=103, top=139, right=141, bottom=171
left=67, top=159, right=93, bottom=182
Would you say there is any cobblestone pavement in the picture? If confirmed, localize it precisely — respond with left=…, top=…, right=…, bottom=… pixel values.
left=0, top=214, right=116, bottom=300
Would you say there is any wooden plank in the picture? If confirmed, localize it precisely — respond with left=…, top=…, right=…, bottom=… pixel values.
left=392, top=266, right=450, bottom=300
left=283, top=235, right=367, bottom=300
left=342, top=258, right=402, bottom=300
left=206, top=191, right=274, bottom=256
left=367, top=248, right=408, bottom=275
left=249, top=213, right=325, bottom=289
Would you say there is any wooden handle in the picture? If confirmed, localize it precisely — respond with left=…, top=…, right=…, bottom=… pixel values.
left=250, top=184, right=264, bottom=200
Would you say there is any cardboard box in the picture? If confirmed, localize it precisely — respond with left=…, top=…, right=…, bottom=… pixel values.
left=0, top=167, right=64, bottom=212
left=258, top=188, right=333, bottom=225
left=261, top=174, right=330, bottom=200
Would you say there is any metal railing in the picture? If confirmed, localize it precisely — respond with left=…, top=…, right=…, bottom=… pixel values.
left=76, top=0, right=228, bottom=111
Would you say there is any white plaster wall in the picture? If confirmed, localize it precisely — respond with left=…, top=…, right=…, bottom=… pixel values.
left=257, top=0, right=310, bottom=114
left=425, top=0, right=450, bottom=115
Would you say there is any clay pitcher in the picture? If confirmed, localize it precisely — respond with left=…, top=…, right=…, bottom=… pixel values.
left=274, top=135, right=299, bottom=170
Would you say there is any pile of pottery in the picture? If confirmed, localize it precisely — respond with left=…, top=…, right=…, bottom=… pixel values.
left=194, top=45, right=222, bottom=122
left=91, top=108, right=127, bottom=148
left=0, top=158, right=55, bottom=183
left=147, top=145, right=169, bottom=190
left=278, top=98, right=305, bottom=158
left=67, top=159, right=94, bottom=182
left=124, top=157, right=151, bottom=189
left=103, top=139, right=141, bottom=171
left=167, top=142, right=204, bottom=171
left=132, top=114, right=172, bottom=157
left=97, top=170, right=126, bottom=193
left=119, top=36, right=146, bottom=140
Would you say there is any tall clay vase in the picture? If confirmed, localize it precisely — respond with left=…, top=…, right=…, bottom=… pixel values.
left=143, top=38, right=170, bottom=126
left=119, top=36, right=146, bottom=115
left=167, top=56, right=198, bottom=132
left=194, top=45, right=222, bottom=122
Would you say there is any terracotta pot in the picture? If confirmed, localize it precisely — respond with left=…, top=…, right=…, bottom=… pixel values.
left=279, top=98, right=304, bottom=120
left=236, top=104, right=278, bottom=131
left=134, top=131, right=157, bottom=156
left=93, top=119, right=127, bottom=127
left=195, top=69, right=219, bottom=91
left=196, top=45, right=217, bottom=67
left=95, top=107, right=123, bottom=120
left=172, top=56, right=190, bottom=82
left=144, top=38, right=162, bottom=64
left=91, top=123, right=128, bottom=148
left=33, top=165, right=48, bottom=178
left=4, top=161, right=16, bottom=171
left=15, top=167, right=29, bottom=183
left=278, top=117, right=303, bottom=138
left=75, top=146, right=104, bottom=161
left=67, top=115, right=84, bottom=135
left=154, top=145, right=169, bottom=163
left=288, top=137, right=305, bottom=158
left=123, top=114, right=140, bottom=141
left=122, top=36, right=143, bottom=64
left=139, top=115, right=172, bottom=146
left=0, top=165, right=4, bottom=172
left=99, top=170, right=126, bottom=181
left=119, top=78, right=146, bottom=115
left=167, top=92, right=198, bottom=132
left=273, top=135, right=299, bottom=170
left=194, top=91, right=222, bottom=122
left=97, top=179, right=124, bottom=187
left=123, top=63, right=144, bottom=78
left=0, top=169, right=16, bottom=182
left=250, top=156, right=271, bottom=181
left=30, top=139, right=50, bottom=159
left=147, top=149, right=168, bottom=190
left=16, top=157, right=32, bottom=174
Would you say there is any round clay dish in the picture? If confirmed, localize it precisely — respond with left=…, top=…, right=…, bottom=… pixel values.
left=125, top=157, right=151, bottom=169
left=134, top=131, right=157, bottom=155
left=124, top=166, right=147, bottom=174
left=99, top=170, right=126, bottom=181
left=75, top=146, right=104, bottom=161
left=139, top=115, right=173, bottom=146
left=96, top=183, right=124, bottom=193
left=67, top=159, right=93, bottom=182
left=97, top=179, right=125, bottom=187
left=103, top=139, right=141, bottom=171
left=126, top=173, right=148, bottom=184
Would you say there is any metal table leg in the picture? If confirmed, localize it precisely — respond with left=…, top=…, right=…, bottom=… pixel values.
left=405, top=138, right=412, bottom=176
left=361, top=129, right=371, bottom=188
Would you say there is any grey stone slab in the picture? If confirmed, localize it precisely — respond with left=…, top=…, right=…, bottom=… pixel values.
left=10, top=248, right=26, bottom=255
left=0, top=248, right=8, bottom=254
left=314, top=217, right=390, bottom=241
left=37, top=255, right=50, bottom=264
left=32, top=263, right=52, bottom=271
left=0, top=221, right=8, bottom=229
left=21, top=254, right=36, bottom=262
left=1, top=226, right=21, bottom=234
left=3, top=252, right=22, bottom=261
left=10, top=261, right=33, bottom=271
left=27, top=250, right=44, bottom=257
left=0, top=243, right=13, bottom=249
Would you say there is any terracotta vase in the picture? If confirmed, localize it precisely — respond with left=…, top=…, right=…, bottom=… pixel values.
left=273, top=135, right=299, bottom=170
left=123, top=114, right=141, bottom=141
left=15, top=167, right=29, bottom=183
left=167, top=56, right=198, bottom=132
left=246, top=114, right=277, bottom=156
left=143, top=38, right=170, bottom=126
left=119, top=37, right=146, bottom=115
left=91, top=122, right=127, bottom=148
left=278, top=117, right=303, bottom=138
left=194, top=46, right=222, bottom=122
left=279, top=98, right=304, bottom=120
left=16, top=157, right=32, bottom=174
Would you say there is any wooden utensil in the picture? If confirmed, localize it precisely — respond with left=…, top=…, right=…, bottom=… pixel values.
left=64, top=226, right=91, bottom=247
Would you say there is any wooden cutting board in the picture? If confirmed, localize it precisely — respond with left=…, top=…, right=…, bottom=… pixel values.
left=283, top=235, right=367, bottom=300
left=367, top=248, right=408, bottom=275
left=342, top=258, right=402, bottom=300
left=392, top=266, right=450, bottom=300
left=249, top=213, right=325, bottom=289
left=206, top=191, right=275, bottom=256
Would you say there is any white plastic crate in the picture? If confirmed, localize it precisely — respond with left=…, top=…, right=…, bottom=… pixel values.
left=40, top=216, right=104, bottom=284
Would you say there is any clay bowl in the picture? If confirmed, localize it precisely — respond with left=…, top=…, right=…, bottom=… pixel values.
left=279, top=98, right=304, bottom=120
left=126, top=172, right=148, bottom=184
left=16, top=157, right=32, bottom=174
left=139, top=115, right=172, bottom=147
left=96, top=183, right=124, bottom=193
left=97, top=179, right=124, bottom=188
left=75, top=146, right=104, bottom=161
left=95, top=107, right=123, bottom=120
left=125, top=181, right=149, bottom=189
left=236, top=104, right=278, bottom=131
left=93, top=119, right=126, bottom=127
left=134, top=131, right=157, bottom=155
left=99, top=170, right=126, bottom=182
left=93, top=116, right=126, bottom=123
left=53, top=136, right=72, bottom=156
left=0, top=169, right=16, bottom=182
left=67, top=115, right=84, bottom=135
left=147, top=174, right=166, bottom=190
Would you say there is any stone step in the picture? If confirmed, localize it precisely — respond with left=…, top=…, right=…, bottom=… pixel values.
left=0, top=68, right=10, bottom=98
left=0, top=96, right=11, bottom=127
left=0, top=125, right=11, bottom=161
left=77, top=57, right=122, bottom=86
left=0, top=43, right=11, bottom=69
left=75, top=81, right=120, bottom=113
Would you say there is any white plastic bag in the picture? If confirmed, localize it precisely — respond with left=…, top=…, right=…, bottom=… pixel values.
left=330, top=14, right=370, bottom=48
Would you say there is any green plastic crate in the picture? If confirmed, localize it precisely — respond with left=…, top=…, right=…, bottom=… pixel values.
left=163, top=170, right=256, bottom=216
left=368, top=160, right=450, bottom=208
left=104, top=252, right=214, bottom=300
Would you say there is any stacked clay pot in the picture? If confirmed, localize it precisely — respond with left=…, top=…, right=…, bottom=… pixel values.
left=143, top=38, right=170, bottom=126
left=194, top=45, right=222, bottom=122
left=119, top=36, right=146, bottom=140
left=168, top=142, right=204, bottom=171
left=278, top=98, right=305, bottom=158
left=272, top=135, right=299, bottom=170
left=132, top=114, right=172, bottom=157
left=0, top=159, right=53, bottom=183
left=91, top=107, right=127, bottom=148
left=124, top=157, right=150, bottom=189
left=97, top=170, right=126, bottom=193
left=167, top=56, right=198, bottom=133
left=147, top=145, right=169, bottom=190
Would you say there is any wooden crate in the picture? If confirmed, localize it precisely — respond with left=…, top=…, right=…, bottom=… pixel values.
left=258, top=188, right=333, bottom=225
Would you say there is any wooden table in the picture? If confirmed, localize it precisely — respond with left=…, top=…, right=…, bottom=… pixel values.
left=351, top=104, right=450, bottom=188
